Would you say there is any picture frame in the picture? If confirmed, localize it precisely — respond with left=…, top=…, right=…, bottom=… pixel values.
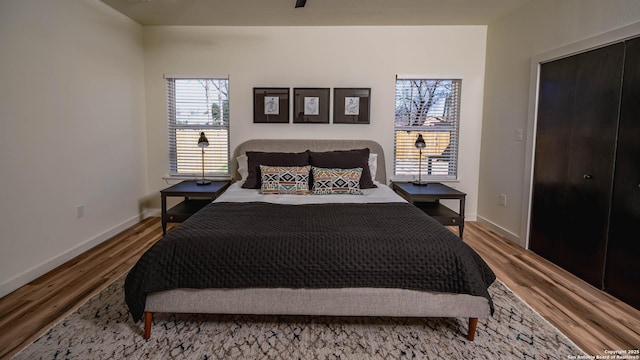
left=293, top=88, right=330, bottom=124
left=333, top=88, right=371, bottom=124
left=253, top=88, right=290, bottom=123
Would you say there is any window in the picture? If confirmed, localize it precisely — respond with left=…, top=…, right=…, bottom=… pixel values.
left=166, top=76, right=229, bottom=177
left=394, top=78, right=461, bottom=180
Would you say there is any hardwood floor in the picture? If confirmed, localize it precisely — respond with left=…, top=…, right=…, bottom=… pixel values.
left=0, top=218, right=164, bottom=360
left=1, top=219, right=638, bottom=359
left=464, top=224, right=640, bottom=355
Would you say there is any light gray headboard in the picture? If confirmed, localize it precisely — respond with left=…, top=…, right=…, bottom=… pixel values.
left=231, top=139, right=386, bottom=184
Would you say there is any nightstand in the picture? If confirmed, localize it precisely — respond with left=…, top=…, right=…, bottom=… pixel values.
left=392, top=182, right=466, bottom=238
left=160, top=180, right=231, bottom=234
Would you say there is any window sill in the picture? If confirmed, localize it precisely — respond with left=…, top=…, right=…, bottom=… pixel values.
left=162, top=175, right=233, bottom=184
left=390, top=175, right=460, bottom=183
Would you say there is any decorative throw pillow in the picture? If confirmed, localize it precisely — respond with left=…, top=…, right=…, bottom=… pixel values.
left=311, top=167, right=363, bottom=195
left=242, top=151, right=310, bottom=189
left=308, top=148, right=376, bottom=189
left=260, top=165, right=311, bottom=195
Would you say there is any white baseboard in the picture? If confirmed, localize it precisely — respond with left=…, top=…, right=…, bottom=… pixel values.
left=476, top=215, right=523, bottom=247
left=0, top=212, right=152, bottom=299
left=146, top=208, right=161, bottom=217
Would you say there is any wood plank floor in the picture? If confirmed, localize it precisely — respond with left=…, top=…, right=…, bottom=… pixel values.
left=1, top=219, right=638, bottom=359
left=464, top=223, right=640, bottom=355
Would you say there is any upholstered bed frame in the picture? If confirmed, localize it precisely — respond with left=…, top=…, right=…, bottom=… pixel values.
left=144, top=139, right=490, bottom=341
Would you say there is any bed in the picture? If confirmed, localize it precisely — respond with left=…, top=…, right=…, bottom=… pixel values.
left=125, top=139, right=496, bottom=341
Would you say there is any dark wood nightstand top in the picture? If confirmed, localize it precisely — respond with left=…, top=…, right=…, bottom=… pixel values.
left=160, top=180, right=231, bottom=197
left=392, top=182, right=466, bottom=200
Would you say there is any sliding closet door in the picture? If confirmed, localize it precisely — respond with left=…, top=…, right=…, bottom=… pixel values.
left=531, top=43, right=624, bottom=288
left=530, top=56, right=576, bottom=268
left=606, top=37, right=640, bottom=310
left=564, top=43, right=624, bottom=287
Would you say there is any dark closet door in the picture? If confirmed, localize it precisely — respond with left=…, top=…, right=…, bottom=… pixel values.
left=606, top=37, right=640, bottom=310
left=531, top=43, right=624, bottom=288
left=530, top=55, right=576, bottom=270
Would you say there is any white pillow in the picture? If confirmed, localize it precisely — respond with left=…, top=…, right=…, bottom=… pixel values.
left=237, top=154, right=248, bottom=180
left=369, top=153, right=378, bottom=181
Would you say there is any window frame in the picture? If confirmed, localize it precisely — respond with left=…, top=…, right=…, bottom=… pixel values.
left=393, top=77, right=461, bottom=181
left=165, top=74, right=230, bottom=178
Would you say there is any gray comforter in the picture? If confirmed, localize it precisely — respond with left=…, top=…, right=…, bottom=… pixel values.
left=125, top=202, right=495, bottom=322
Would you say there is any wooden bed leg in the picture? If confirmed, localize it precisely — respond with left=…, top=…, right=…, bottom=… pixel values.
left=467, top=317, right=478, bottom=341
left=144, top=312, right=153, bottom=340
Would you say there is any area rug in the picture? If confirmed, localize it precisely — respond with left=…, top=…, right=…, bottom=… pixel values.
left=13, top=276, right=585, bottom=359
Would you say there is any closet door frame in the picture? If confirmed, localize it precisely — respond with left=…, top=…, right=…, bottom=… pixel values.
left=521, top=22, right=640, bottom=250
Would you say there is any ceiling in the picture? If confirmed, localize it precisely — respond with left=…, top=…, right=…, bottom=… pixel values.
left=100, top=0, right=533, bottom=26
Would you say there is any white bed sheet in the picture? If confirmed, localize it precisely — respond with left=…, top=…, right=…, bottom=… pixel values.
left=214, top=181, right=407, bottom=205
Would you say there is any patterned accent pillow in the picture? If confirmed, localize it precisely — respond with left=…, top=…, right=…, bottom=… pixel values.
left=260, top=165, right=311, bottom=195
left=311, top=167, right=363, bottom=195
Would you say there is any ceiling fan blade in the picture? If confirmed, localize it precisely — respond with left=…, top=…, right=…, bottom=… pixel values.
left=295, top=0, right=306, bottom=8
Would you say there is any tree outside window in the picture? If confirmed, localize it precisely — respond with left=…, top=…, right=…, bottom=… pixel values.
left=167, top=77, right=230, bottom=176
left=394, top=79, right=461, bottom=180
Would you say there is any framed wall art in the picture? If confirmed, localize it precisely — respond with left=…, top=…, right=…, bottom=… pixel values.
left=293, top=88, right=330, bottom=124
left=333, top=88, right=371, bottom=124
left=253, top=87, right=290, bottom=123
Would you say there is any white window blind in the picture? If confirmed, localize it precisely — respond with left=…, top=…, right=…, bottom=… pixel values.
left=166, top=76, right=229, bottom=177
left=394, top=78, right=461, bottom=180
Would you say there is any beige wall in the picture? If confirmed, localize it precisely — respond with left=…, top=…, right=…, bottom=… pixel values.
left=143, top=25, right=487, bottom=215
left=0, top=0, right=147, bottom=297
left=479, top=0, right=640, bottom=246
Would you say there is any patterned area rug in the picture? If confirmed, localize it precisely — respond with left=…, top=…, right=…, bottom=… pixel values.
left=14, top=276, right=585, bottom=359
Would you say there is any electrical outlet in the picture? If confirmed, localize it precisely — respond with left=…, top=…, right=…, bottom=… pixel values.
left=499, top=194, right=507, bottom=207
left=77, top=205, right=84, bottom=218
left=515, top=128, right=524, bottom=141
